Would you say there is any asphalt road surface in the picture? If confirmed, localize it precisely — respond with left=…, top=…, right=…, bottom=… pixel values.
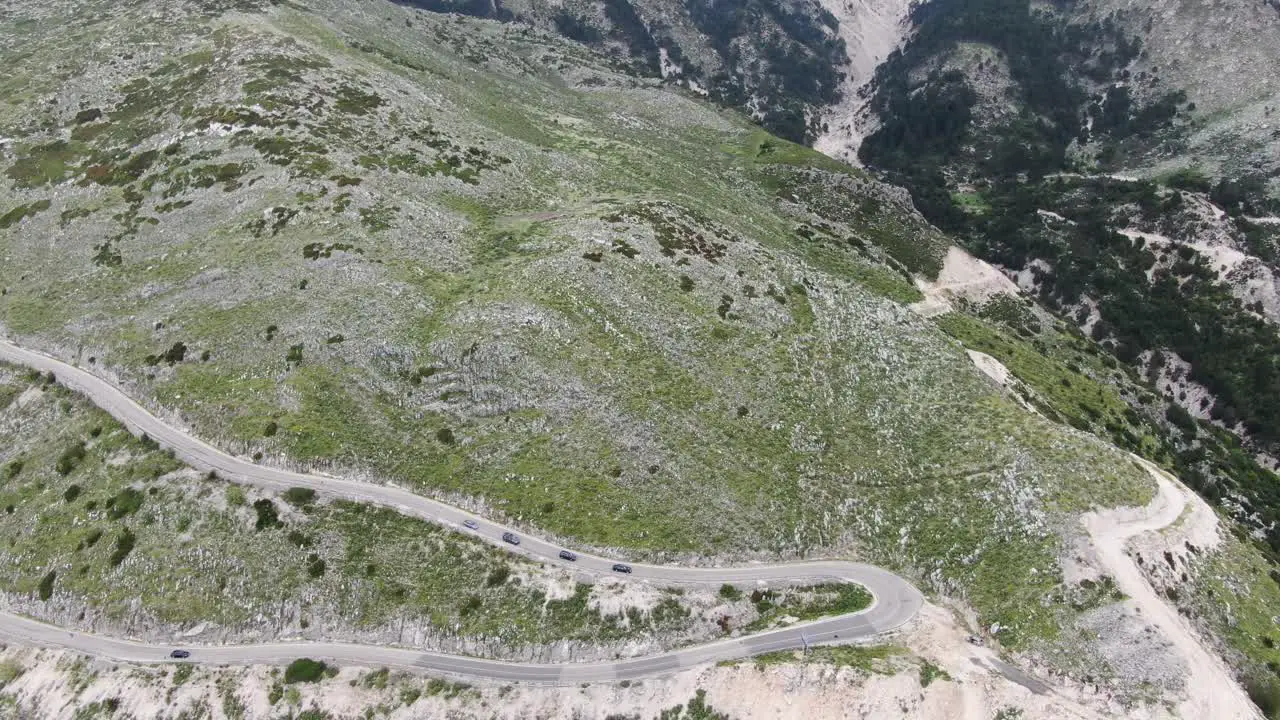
left=0, top=339, right=923, bottom=682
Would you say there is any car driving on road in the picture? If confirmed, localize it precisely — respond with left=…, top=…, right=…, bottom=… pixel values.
left=502, top=532, right=520, bottom=545
left=462, top=519, right=478, bottom=530
left=169, top=650, right=191, bottom=659
left=611, top=563, right=632, bottom=574
left=558, top=550, right=577, bottom=561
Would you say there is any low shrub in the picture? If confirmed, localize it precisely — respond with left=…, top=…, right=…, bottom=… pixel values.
left=253, top=499, right=281, bottom=530
left=282, top=487, right=316, bottom=507
left=109, top=528, right=136, bottom=566
left=37, top=571, right=56, bottom=600
left=485, top=565, right=510, bottom=587
left=283, top=658, right=327, bottom=684
left=306, top=554, right=326, bottom=578
left=106, top=488, right=145, bottom=519
left=1246, top=673, right=1280, bottom=719
left=55, top=442, right=87, bottom=476
left=2, top=460, right=23, bottom=480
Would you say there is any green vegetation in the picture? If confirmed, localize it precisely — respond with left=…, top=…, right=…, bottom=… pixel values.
left=744, top=583, right=872, bottom=631
left=423, top=677, right=471, bottom=699
left=0, top=660, right=24, bottom=688
left=282, top=487, right=317, bottom=507
left=283, top=658, right=327, bottom=684
left=936, top=307, right=1156, bottom=451
left=855, top=0, right=1280, bottom=612
left=968, top=177, right=1280, bottom=464
left=937, top=222, right=1280, bottom=562
left=5, top=140, right=86, bottom=188
left=253, top=499, right=281, bottom=530
left=748, top=644, right=907, bottom=673
left=860, top=0, right=1163, bottom=223
left=110, top=528, right=137, bottom=566
left=55, top=442, right=87, bottom=475
left=1192, top=532, right=1280, bottom=713
left=657, top=689, right=731, bottom=720
left=0, top=369, right=716, bottom=648
left=37, top=570, right=55, bottom=600
left=733, top=131, right=857, bottom=175
left=106, top=487, right=145, bottom=519
left=919, top=659, right=951, bottom=687
left=0, top=199, right=51, bottom=229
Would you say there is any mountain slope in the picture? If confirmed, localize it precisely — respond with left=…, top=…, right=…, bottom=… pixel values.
left=0, top=0, right=1173, bottom=687
left=389, top=0, right=853, bottom=143
left=848, top=0, right=1280, bottom=582
left=1079, top=0, right=1280, bottom=178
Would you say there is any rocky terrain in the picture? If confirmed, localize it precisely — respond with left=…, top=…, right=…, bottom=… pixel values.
left=837, top=10, right=1280, bottom=708
left=388, top=0, right=853, bottom=143
left=1079, top=0, right=1280, bottom=178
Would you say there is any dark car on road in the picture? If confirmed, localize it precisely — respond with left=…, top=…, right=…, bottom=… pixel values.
left=169, top=650, right=191, bottom=659
left=611, top=563, right=632, bottom=574
left=502, top=532, right=520, bottom=545
left=558, top=550, right=577, bottom=561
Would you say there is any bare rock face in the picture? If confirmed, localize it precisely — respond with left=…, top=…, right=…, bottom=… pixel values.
left=1081, top=0, right=1280, bottom=176
left=811, top=0, right=916, bottom=163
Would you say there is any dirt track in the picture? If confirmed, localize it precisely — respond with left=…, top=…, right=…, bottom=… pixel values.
left=1083, top=457, right=1261, bottom=719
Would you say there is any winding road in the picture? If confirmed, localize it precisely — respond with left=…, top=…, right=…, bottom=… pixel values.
left=0, top=339, right=923, bottom=682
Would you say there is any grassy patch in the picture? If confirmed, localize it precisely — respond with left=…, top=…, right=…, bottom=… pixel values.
left=730, top=130, right=862, bottom=176
left=935, top=309, right=1162, bottom=459
left=0, top=371, right=708, bottom=646
left=744, top=583, right=872, bottom=631
left=748, top=644, right=907, bottom=672
left=0, top=199, right=51, bottom=229
left=1192, top=531, right=1280, bottom=687
left=5, top=140, right=88, bottom=188
left=951, top=191, right=990, bottom=214
left=920, top=659, right=951, bottom=687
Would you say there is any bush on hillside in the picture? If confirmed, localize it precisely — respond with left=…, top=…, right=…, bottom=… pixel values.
left=283, top=658, right=327, bottom=684
left=106, top=488, right=145, bottom=519
left=109, top=528, right=136, bottom=566
left=282, top=487, right=316, bottom=507
left=55, top=442, right=87, bottom=475
left=485, top=565, right=510, bottom=587
left=1245, top=673, right=1280, bottom=719
left=253, top=499, right=281, bottom=530
left=37, top=571, right=56, bottom=600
